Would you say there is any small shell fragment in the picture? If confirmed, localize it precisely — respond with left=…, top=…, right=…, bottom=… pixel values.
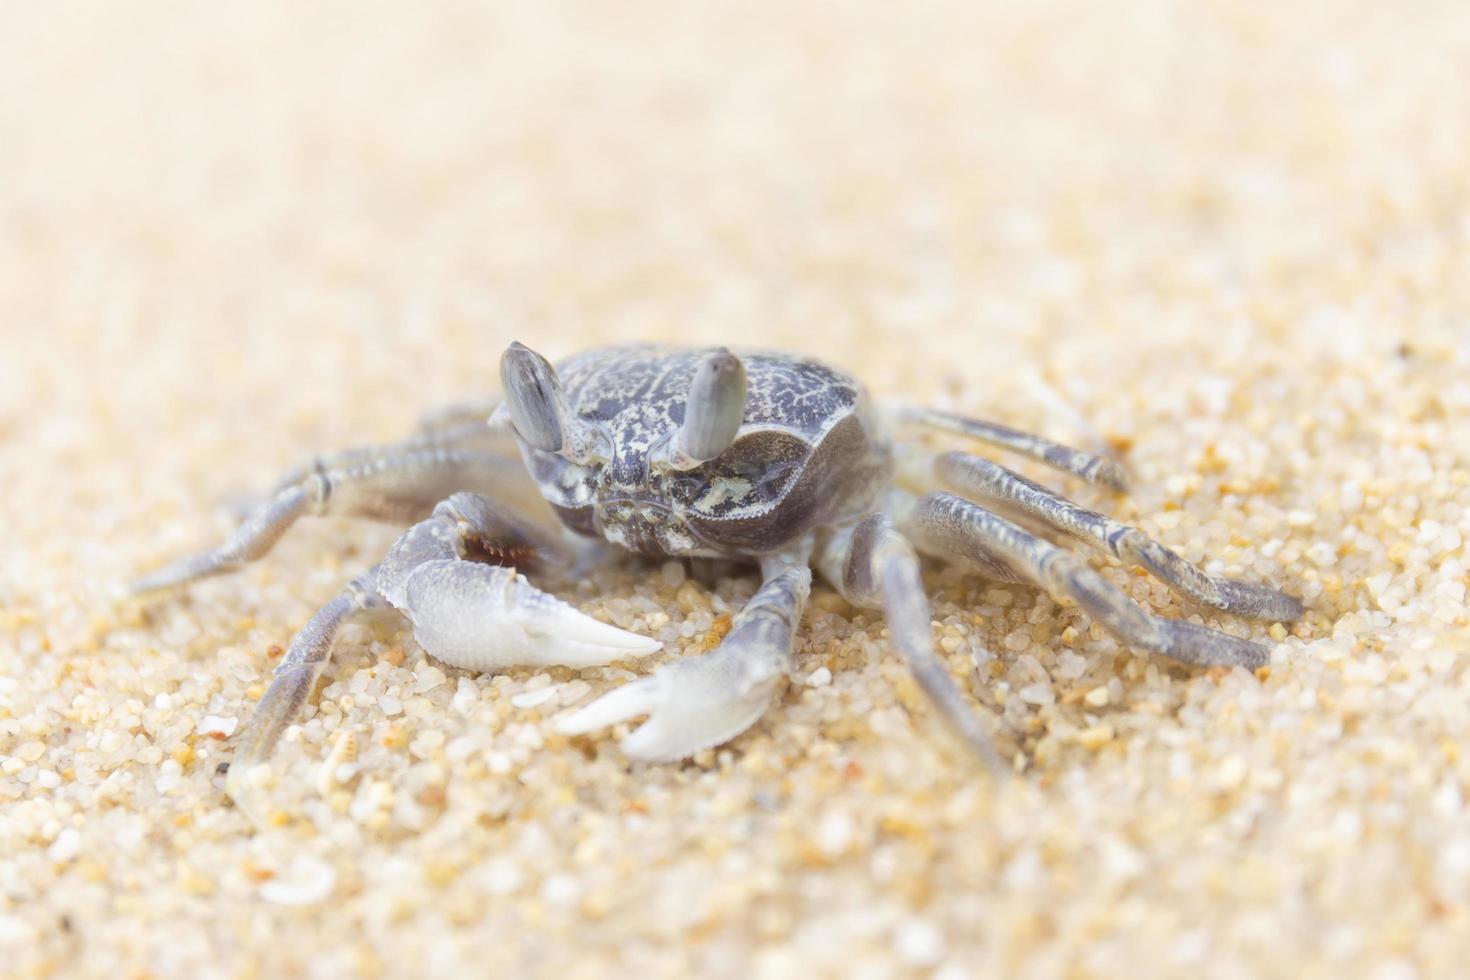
left=315, top=730, right=360, bottom=797
left=260, top=856, right=336, bottom=907
left=511, top=687, right=557, bottom=709
left=198, top=715, right=239, bottom=738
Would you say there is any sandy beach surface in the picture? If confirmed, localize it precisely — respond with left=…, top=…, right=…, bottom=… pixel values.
left=4, top=2, right=1470, bottom=977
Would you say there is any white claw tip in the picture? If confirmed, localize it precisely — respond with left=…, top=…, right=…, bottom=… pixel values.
left=554, top=679, right=661, bottom=737
left=403, top=561, right=663, bottom=670
left=556, top=610, right=663, bottom=654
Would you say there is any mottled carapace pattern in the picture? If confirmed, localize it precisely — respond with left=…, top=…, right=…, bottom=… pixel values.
left=524, top=346, right=888, bottom=557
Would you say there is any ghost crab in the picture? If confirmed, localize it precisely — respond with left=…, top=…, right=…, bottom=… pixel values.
left=131, top=343, right=1303, bottom=819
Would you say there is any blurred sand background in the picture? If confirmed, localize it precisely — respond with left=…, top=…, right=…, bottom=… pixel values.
left=4, top=1, right=1470, bottom=977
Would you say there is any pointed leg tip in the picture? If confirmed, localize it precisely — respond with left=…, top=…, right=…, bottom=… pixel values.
left=224, top=763, right=273, bottom=830
left=926, top=704, right=1007, bottom=776
left=1240, top=641, right=1272, bottom=671
left=1223, top=636, right=1273, bottom=671
left=107, top=578, right=139, bottom=603
left=1155, top=619, right=1272, bottom=671
left=1269, top=584, right=1307, bottom=622
left=1217, top=579, right=1307, bottom=623
left=123, top=572, right=169, bottom=598
left=1094, top=460, right=1131, bottom=493
left=1275, top=594, right=1307, bottom=623
left=959, top=732, right=1008, bottom=777
left=125, top=554, right=228, bottom=598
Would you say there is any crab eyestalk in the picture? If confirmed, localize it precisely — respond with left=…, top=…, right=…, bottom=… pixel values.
left=660, top=348, right=748, bottom=470
left=500, top=341, right=597, bottom=462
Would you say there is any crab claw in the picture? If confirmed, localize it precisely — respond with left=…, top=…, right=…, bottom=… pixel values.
left=556, top=566, right=809, bottom=762
left=397, top=560, right=662, bottom=670
left=555, top=649, right=784, bottom=761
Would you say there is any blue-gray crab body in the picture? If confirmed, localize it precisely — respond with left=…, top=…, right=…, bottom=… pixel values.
left=514, top=345, right=893, bottom=557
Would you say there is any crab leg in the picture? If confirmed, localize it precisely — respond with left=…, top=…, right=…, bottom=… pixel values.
left=557, top=555, right=811, bottom=762
left=893, top=405, right=1129, bottom=491
left=224, top=573, right=385, bottom=821
left=936, top=452, right=1303, bottom=621
left=905, top=492, right=1274, bottom=670
left=816, top=514, right=1004, bottom=772
left=226, top=491, right=658, bottom=822
left=256, top=418, right=510, bottom=498
left=128, top=438, right=526, bottom=596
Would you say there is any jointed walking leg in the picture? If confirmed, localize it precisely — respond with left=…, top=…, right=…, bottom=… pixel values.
left=906, top=492, right=1273, bottom=670
left=935, top=451, right=1303, bottom=621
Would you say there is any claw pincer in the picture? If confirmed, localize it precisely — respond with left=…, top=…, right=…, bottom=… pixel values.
left=557, top=565, right=810, bottom=762
left=400, top=562, right=660, bottom=671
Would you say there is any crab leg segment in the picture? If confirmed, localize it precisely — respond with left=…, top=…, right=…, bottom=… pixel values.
left=659, top=348, right=748, bottom=470
left=225, top=574, right=384, bottom=821
left=558, top=559, right=810, bottom=762
left=129, top=482, right=318, bottom=596
left=936, top=452, right=1304, bottom=621
left=894, top=405, right=1129, bottom=491
left=128, top=436, right=523, bottom=596
left=816, top=514, right=1004, bottom=772
left=906, top=492, right=1273, bottom=670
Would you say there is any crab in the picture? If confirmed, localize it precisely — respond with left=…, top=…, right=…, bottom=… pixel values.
left=131, top=343, right=1304, bottom=819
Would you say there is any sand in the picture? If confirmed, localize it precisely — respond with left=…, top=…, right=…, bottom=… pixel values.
left=4, top=2, right=1470, bottom=977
